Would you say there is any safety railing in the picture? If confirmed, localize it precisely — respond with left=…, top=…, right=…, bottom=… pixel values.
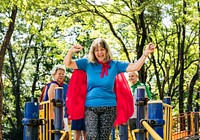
left=172, top=111, right=200, bottom=140
left=39, top=100, right=72, bottom=140
left=39, top=100, right=51, bottom=140
left=163, top=103, right=173, bottom=140
left=39, top=87, right=72, bottom=140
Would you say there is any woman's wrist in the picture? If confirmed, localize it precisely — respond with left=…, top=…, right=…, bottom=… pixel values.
left=142, top=53, right=148, bottom=57
left=69, top=48, right=74, bottom=54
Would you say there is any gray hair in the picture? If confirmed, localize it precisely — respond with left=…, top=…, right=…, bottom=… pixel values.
left=134, top=71, right=139, bottom=77
left=50, top=64, right=66, bottom=79
left=88, top=38, right=112, bottom=63
left=128, top=71, right=139, bottom=77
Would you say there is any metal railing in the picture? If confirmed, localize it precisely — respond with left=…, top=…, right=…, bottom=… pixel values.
left=39, top=100, right=72, bottom=140
left=163, top=103, right=173, bottom=140
left=172, top=111, right=200, bottom=140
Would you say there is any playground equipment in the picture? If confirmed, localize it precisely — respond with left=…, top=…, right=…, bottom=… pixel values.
left=130, top=87, right=166, bottom=140
left=135, top=86, right=146, bottom=139
left=163, top=97, right=173, bottom=140
left=140, top=120, right=162, bottom=140
left=23, top=86, right=199, bottom=140
left=52, top=87, right=65, bottom=139
left=172, top=107, right=200, bottom=139
left=118, top=124, right=128, bottom=139
left=22, top=97, right=45, bottom=140
left=38, top=87, right=70, bottom=140
left=147, top=100, right=165, bottom=139
left=112, top=87, right=199, bottom=140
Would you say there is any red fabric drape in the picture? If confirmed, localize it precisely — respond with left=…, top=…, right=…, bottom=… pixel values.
left=66, top=70, right=87, bottom=120
left=66, top=69, right=133, bottom=126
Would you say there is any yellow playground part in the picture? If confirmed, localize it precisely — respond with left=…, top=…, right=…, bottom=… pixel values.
left=39, top=100, right=72, bottom=140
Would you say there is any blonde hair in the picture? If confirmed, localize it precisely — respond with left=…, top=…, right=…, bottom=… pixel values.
left=88, top=38, right=112, bottom=63
left=50, top=64, right=66, bottom=79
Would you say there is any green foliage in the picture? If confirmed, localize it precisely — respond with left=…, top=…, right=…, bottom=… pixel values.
left=1, top=0, right=200, bottom=138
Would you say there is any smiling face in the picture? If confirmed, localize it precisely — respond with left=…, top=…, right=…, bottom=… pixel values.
left=53, top=69, right=65, bottom=84
left=88, top=38, right=112, bottom=63
left=94, top=46, right=107, bottom=63
left=128, top=71, right=138, bottom=85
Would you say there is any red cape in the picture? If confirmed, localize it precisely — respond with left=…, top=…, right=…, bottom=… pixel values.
left=66, top=69, right=133, bottom=126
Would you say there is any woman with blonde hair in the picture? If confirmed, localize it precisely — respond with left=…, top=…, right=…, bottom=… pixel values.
left=64, top=38, right=155, bottom=139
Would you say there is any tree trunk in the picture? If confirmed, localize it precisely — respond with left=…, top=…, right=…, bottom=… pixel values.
left=0, top=6, right=17, bottom=140
left=197, top=1, right=200, bottom=112
left=179, top=0, right=186, bottom=131
left=187, top=71, right=198, bottom=111
left=151, top=54, right=163, bottom=99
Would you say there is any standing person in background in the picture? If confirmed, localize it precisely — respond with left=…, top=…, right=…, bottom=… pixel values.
left=128, top=71, right=152, bottom=136
left=71, top=118, right=86, bottom=140
left=43, top=64, right=69, bottom=140
left=64, top=37, right=155, bottom=139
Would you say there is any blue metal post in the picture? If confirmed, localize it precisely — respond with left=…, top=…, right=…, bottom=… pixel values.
left=54, top=87, right=64, bottom=140
left=22, top=97, right=39, bottom=140
left=118, top=124, right=128, bottom=140
left=148, top=100, right=165, bottom=140
left=136, top=86, right=145, bottom=140
left=112, top=127, right=115, bottom=140
left=163, top=96, right=171, bottom=105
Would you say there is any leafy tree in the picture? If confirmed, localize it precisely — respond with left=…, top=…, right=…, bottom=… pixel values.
left=0, top=0, right=199, bottom=138
left=0, top=4, right=17, bottom=139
